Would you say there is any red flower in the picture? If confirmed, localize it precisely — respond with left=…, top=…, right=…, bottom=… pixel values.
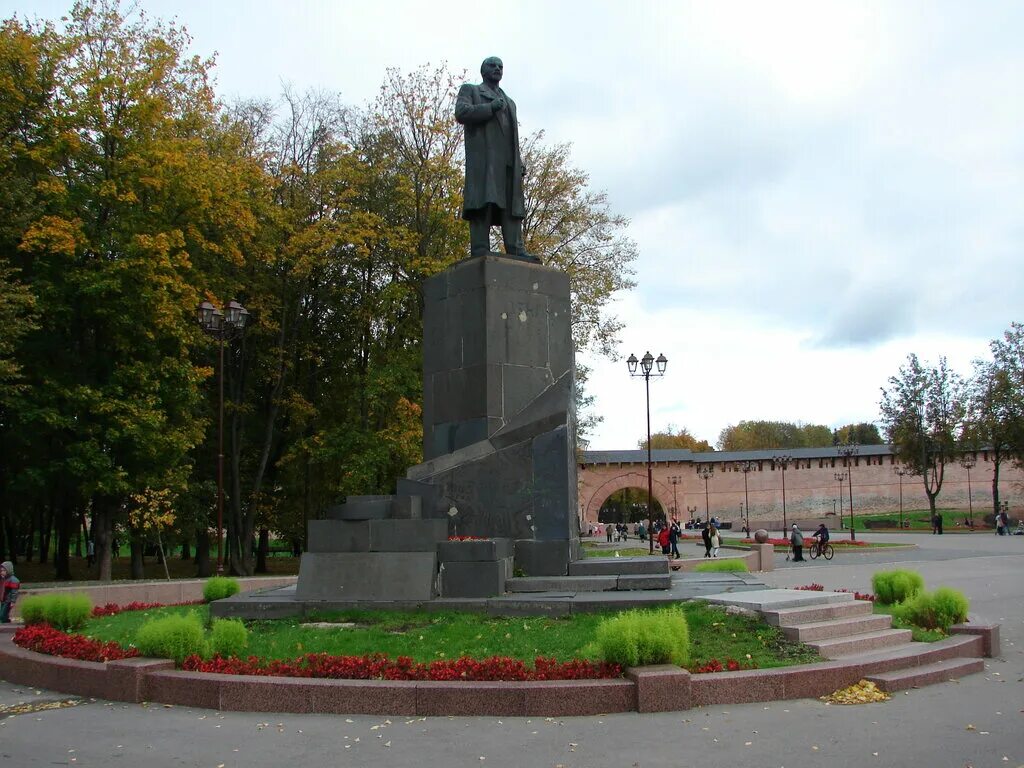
left=13, top=624, right=139, bottom=662
left=181, top=652, right=622, bottom=681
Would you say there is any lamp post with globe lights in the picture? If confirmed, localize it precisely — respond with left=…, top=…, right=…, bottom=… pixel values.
left=838, top=444, right=860, bottom=539
left=736, top=461, right=755, bottom=533
left=893, top=466, right=911, bottom=529
left=627, top=352, right=667, bottom=554
left=197, top=299, right=250, bottom=573
left=834, top=471, right=848, bottom=529
left=697, top=465, right=714, bottom=521
left=960, top=455, right=976, bottom=526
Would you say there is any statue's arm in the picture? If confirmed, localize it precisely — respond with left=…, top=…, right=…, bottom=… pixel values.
left=455, top=84, right=495, bottom=125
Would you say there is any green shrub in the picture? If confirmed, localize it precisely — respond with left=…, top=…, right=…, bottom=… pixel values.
left=871, top=569, right=925, bottom=605
left=134, top=613, right=209, bottom=664
left=202, top=576, right=241, bottom=602
left=693, top=559, right=748, bottom=573
left=594, top=607, right=690, bottom=667
left=17, top=593, right=93, bottom=630
left=210, top=619, right=249, bottom=658
left=895, top=587, right=969, bottom=631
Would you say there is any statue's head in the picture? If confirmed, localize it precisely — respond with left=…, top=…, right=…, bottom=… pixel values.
left=480, top=57, right=503, bottom=84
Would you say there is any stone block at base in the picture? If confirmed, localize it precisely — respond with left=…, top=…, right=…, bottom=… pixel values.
left=437, top=538, right=514, bottom=562
left=514, top=539, right=571, bottom=576
left=950, top=623, right=1000, bottom=658
left=626, top=665, right=691, bottom=712
left=295, top=552, right=437, bottom=601
left=439, top=558, right=513, bottom=598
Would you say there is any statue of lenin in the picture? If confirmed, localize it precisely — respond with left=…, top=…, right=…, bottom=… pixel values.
left=455, top=57, right=537, bottom=262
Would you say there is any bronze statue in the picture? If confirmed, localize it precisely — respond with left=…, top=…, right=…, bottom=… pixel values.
left=455, top=57, right=537, bottom=261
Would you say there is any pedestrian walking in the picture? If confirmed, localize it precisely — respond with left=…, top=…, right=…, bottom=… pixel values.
left=701, top=522, right=713, bottom=558
left=790, top=525, right=805, bottom=562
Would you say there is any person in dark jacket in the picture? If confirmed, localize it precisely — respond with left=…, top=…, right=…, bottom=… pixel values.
left=701, top=523, right=713, bottom=558
left=669, top=520, right=681, bottom=559
left=0, top=561, right=20, bottom=623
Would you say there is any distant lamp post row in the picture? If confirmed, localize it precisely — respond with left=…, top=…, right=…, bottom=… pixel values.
left=196, top=299, right=250, bottom=574
left=772, top=454, right=791, bottom=535
left=736, top=461, right=754, bottom=533
left=838, top=444, right=859, bottom=540
left=697, top=465, right=714, bottom=521
left=893, top=466, right=911, bottom=529
left=960, top=455, right=976, bottom=526
left=668, top=475, right=682, bottom=521
left=627, top=351, right=667, bottom=554
left=834, top=471, right=848, bottom=529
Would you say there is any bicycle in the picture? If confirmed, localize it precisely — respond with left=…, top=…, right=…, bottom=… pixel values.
left=808, top=538, right=834, bottom=560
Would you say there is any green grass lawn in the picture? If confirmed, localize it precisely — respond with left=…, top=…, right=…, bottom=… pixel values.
left=847, top=509, right=991, bottom=532
left=79, top=602, right=822, bottom=670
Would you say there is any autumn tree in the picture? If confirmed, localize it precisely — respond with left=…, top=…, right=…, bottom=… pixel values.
left=639, top=425, right=713, bottom=452
left=879, top=354, right=966, bottom=515
left=519, top=131, right=637, bottom=357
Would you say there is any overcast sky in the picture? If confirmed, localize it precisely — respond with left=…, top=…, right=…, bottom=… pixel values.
left=9, top=0, right=1023, bottom=450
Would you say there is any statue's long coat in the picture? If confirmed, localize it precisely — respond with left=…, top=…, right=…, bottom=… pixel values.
left=455, top=82, right=526, bottom=219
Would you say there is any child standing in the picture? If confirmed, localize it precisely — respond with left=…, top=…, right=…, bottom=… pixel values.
left=0, top=561, right=20, bottom=623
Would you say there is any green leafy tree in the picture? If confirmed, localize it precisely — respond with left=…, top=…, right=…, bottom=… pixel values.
left=879, top=354, right=966, bottom=515
left=964, top=322, right=1024, bottom=513
left=833, top=422, right=883, bottom=445
left=716, top=420, right=833, bottom=451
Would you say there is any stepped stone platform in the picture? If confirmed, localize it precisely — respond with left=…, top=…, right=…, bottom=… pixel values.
left=698, top=589, right=990, bottom=691
left=210, top=567, right=767, bottom=620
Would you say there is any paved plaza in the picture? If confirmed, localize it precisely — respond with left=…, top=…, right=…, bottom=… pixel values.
left=1, top=532, right=1020, bottom=768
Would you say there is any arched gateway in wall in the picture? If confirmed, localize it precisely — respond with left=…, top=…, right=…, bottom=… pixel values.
left=581, top=470, right=674, bottom=523
left=578, top=445, right=1016, bottom=529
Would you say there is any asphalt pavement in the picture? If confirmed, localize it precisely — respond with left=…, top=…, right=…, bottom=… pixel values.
left=1, top=532, right=1021, bottom=768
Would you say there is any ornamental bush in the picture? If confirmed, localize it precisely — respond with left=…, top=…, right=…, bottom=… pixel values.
left=594, top=607, right=689, bottom=668
left=18, top=593, right=93, bottom=630
left=694, top=559, right=748, bottom=573
left=202, top=576, right=240, bottom=602
left=871, top=569, right=925, bottom=605
left=210, top=619, right=249, bottom=658
left=135, top=613, right=209, bottom=664
left=894, top=587, right=969, bottom=631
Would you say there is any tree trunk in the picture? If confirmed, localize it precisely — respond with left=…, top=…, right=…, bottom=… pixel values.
left=255, top=527, right=269, bottom=573
left=53, top=502, right=73, bottom=581
left=194, top=527, right=211, bottom=577
left=180, top=537, right=191, bottom=560
left=992, top=456, right=1001, bottom=514
left=93, top=501, right=113, bottom=582
left=130, top=535, right=145, bottom=580
left=0, top=505, right=7, bottom=562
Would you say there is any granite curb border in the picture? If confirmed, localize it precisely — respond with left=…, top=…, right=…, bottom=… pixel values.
left=0, top=623, right=998, bottom=716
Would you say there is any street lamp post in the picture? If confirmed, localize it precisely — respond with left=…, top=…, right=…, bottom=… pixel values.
left=894, top=466, right=910, bottom=530
left=960, top=455, right=976, bottom=526
left=197, top=299, right=250, bottom=574
left=627, top=351, right=667, bottom=554
left=772, top=454, right=791, bottom=536
left=736, top=461, right=754, bottom=534
left=838, top=444, right=859, bottom=540
left=686, top=505, right=698, bottom=524
left=834, top=471, right=848, bottom=529
left=668, top=475, right=681, bottom=522
left=697, top=465, right=714, bottom=521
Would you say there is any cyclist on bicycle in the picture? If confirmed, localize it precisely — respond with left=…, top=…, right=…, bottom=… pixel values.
left=813, top=523, right=830, bottom=557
